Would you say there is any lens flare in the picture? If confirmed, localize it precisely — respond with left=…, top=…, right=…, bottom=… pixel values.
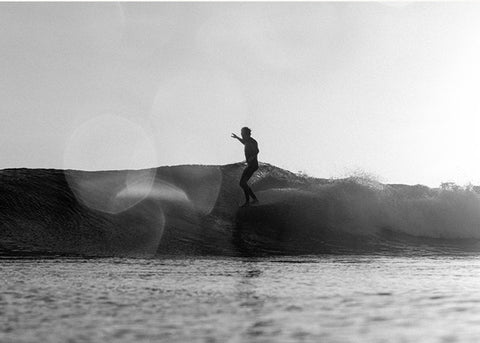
left=108, top=198, right=165, bottom=257
left=64, top=115, right=157, bottom=214
left=155, top=165, right=223, bottom=215
left=149, top=68, right=247, bottom=166
left=195, top=4, right=338, bottom=72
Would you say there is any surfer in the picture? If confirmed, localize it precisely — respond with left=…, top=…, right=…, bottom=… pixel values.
left=231, top=127, right=259, bottom=207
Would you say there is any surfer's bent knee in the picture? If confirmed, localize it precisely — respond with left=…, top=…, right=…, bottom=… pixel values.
left=239, top=178, right=247, bottom=188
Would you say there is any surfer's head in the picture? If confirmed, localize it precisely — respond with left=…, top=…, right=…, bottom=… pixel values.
left=241, top=127, right=251, bottom=138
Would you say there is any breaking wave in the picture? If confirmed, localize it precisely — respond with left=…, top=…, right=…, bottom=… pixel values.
left=1, top=163, right=480, bottom=256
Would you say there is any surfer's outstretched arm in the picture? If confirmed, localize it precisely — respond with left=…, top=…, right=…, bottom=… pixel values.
left=231, top=133, right=244, bottom=144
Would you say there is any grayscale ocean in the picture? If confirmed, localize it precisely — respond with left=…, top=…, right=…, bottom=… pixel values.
left=2, top=255, right=480, bottom=343
left=3, top=164, right=480, bottom=342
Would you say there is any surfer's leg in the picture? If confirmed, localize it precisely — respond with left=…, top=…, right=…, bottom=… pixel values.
left=248, top=187, right=258, bottom=202
left=240, top=166, right=255, bottom=205
left=247, top=165, right=258, bottom=202
left=240, top=186, right=251, bottom=206
left=240, top=165, right=258, bottom=206
left=240, top=178, right=251, bottom=203
left=245, top=179, right=257, bottom=201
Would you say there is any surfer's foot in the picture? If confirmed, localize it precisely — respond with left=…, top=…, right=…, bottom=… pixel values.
left=251, top=199, right=259, bottom=205
left=240, top=202, right=250, bottom=208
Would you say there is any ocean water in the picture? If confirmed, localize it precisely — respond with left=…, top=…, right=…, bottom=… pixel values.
left=2, top=254, right=480, bottom=343
left=5, top=164, right=480, bottom=342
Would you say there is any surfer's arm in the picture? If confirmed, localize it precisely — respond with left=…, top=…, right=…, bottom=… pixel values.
left=231, top=133, right=244, bottom=144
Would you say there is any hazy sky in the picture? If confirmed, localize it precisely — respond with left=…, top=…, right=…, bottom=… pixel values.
left=2, top=2, right=480, bottom=186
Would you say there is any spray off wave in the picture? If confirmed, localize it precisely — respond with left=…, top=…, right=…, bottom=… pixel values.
left=1, top=163, right=480, bottom=256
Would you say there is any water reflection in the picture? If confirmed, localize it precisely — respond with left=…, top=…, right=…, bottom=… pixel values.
left=233, top=262, right=278, bottom=339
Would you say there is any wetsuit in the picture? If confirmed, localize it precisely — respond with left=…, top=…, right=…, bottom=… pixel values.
left=240, top=137, right=259, bottom=204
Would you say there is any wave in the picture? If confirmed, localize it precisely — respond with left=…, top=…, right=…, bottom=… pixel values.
left=1, top=163, right=480, bottom=256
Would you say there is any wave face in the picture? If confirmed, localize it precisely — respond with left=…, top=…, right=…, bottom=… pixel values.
left=1, top=163, right=480, bottom=256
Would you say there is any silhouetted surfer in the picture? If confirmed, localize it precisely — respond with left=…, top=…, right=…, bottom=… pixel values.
left=231, top=127, right=259, bottom=207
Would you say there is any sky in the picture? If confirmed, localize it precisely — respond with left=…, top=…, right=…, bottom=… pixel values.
left=2, top=2, right=480, bottom=187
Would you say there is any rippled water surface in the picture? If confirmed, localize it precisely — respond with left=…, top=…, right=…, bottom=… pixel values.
left=2, top=255, right=480, bottom=342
